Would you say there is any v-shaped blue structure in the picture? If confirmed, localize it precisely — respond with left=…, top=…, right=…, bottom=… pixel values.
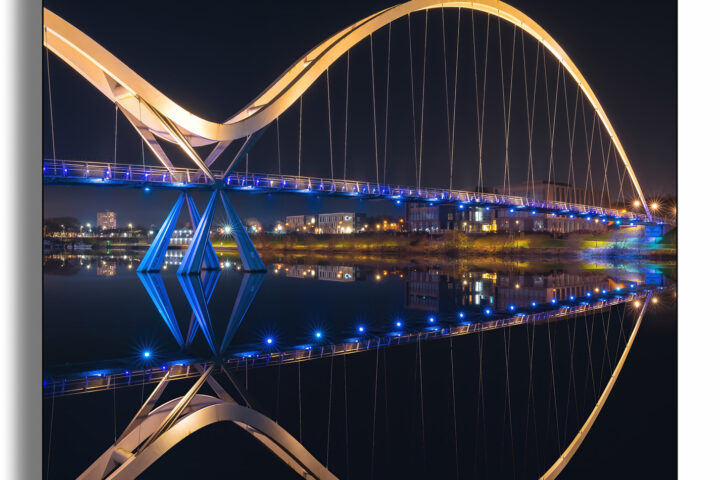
left=138, top=189, right=266, bottom=275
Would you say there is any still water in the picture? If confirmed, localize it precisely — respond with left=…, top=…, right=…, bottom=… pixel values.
left=43, top=252, right=677, bottom=479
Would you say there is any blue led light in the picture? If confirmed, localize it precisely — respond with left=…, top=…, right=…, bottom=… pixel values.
left=458, top=312, right=465, bottom=319
left=266, top=337, right=273, bottom=345
left=531, top=301, right=537, bottom=307
left=124, top=370, right=130, bottom=375
left=428, top=316, right=435, bottom=323
left=602, top=289, right=607, bottom=294
left=314, top=330, right=322, bottom=339
left=509, top=305, right=516, bottom=311
left=142, top=350, right=151, bottom=358
left=395, top=320, right=403, bottom=328
left=586, top=292, right=592, bottom=297
left=569, top=295, right=575, bottom=301
left=357, top=325, right=365, bottom=333
left=484, top=308, right=492, bottom=315
left=551, top=298, right=557, bottom=304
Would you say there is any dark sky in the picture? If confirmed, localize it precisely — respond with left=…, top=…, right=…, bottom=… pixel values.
left=43, top=0, right=677, bottom=226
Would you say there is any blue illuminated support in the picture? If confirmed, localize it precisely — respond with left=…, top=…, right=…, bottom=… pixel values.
left=137, top=192, right=185, bottom=272
left=219, top=189, right=266, bottom=272
left=177, top=274, right=217, bottom=356
left=219, top=273, right=265, bottom=353
left=137, top=273, right=184, bottom=348
left=185, top=268, right=221, bottom=348
left=178, top=190, right=219, bottom=275
left=186, top=194, right=221, bottom=270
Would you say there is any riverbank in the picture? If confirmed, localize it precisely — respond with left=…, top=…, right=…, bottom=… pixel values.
left=221, top=228, right=676, bottom=260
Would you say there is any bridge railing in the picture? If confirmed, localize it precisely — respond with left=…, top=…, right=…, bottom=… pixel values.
left=43, top=159, right=664, bottom=224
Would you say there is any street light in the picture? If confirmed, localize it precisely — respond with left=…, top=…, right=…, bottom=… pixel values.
left=650, top=202, right=659, bottom=211
left=633, top=200, right=641, bottom=208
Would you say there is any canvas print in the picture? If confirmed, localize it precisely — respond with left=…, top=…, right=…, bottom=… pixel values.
left=42, top=0, right=677, bottom=478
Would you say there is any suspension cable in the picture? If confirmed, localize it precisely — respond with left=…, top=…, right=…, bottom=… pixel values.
left=475, top=13, right=490, bottom=194
left=407, top=13, right=419, bottom=188
left=370, top=344, right=380, bottom=479
left=498, top=21, right=517, bottom=195
left=521, top=33, right=540, bottom=199
left=344, top=51, right=350, bottom=182
left=326, top=355, right=334, bottom=467
left=383, top=23, right=392, bottom=185
left=276, top=117, right=281, bottom=175
left=543, top=49, right=561, bottom=186
left=113, top=104, right=118, bottom=167
left=298, top=96, right=303, bottom=177
left=343, top=356, right=350, bottom=479
left=44, top=38, right=57, bottom=164
left=45, top=382, right=56, bottom=479
left=449, top=338, right=460, bottom=480
left=441, top=8, right=453, bottom=186
left=580, top=99, right=597, bottom=205
left=370, top=33, right=380, bottom=190
left=418, top=10, right=429, bottom=189
left=326, top=69, right=334, bottom=181
left=298, top=361, right=302, bottom=442
left=449, top=9, right=461, bottom=190
left=563, top=75, right=580, bottom=196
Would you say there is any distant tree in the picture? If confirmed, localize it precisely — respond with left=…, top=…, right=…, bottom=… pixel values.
left=43, top=216, right=80, bottom=232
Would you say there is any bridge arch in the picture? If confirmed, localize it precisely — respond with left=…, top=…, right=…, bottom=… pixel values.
left=43, top=0, right=651, bottom=216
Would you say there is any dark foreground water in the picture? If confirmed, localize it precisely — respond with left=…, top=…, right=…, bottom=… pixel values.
left=43, top=252, right=676, bottom=479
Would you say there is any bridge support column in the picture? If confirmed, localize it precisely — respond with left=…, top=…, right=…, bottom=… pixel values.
left=138, top=192, right=222, bottom=273
left=137, top=193, right=185, bottom=273
left=177, top=190, right=219, bottom=275
left=219, top=190, right=266, bottom=272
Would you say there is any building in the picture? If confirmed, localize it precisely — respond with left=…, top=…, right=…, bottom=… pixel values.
left=97, top=211, right=117, bottom=230
left=317, top=212, right=365, bottom=234
left=405, top=203, right=495, bottom=233
left=285, top=215, right=317, bottom=233
left=169, top=228, right=194, bottom=246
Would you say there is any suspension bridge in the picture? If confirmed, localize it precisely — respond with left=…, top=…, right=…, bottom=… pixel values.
left=43, top=1, right=675, bottom=478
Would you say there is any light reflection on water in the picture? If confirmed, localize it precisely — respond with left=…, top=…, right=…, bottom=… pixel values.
left=42, top=252, right=677, bottom=479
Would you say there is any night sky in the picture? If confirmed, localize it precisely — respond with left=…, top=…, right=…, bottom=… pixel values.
left=42, top=0, right=676, bottom=227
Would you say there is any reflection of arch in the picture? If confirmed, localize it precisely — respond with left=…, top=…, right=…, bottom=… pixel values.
left=78, top=394, right=337, bottom=480
left=540, top=295, right=651, bottom=479
left=42, top=0, right=649, bottom=214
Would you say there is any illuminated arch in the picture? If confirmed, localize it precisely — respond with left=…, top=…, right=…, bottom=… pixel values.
left=78, top=394, right=337, bottom=480
left=43, top=0, right=650, bottom=216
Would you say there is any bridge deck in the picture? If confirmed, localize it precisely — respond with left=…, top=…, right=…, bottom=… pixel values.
left=43, top=160, right=672, bottom=225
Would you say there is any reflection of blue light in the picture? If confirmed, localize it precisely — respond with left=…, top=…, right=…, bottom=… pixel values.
left=124, top=370, right=130, bottom=375
left=531, top=210, right=537, bottom=215
left=144, top=187, right=150, bottom=192
left=630, top=283, right=636, bottom=288
left=266, top=337, right=273, bottom=345
left=314, top=331, right=322, bottom=339
left=459, top=205, right=464, bottom=210
left=485, top=206, right=490, bottom=211
left=484, top=308, right=492, bottom=315
left=616, top=287, right=622, bottom=291
left=161, top=365, right=167, bottom=370
left=143, top=350, right=151, bottom=358
left=428, top=316, right=435, bottom=323
left=395, top=200, right=402, bottom=205
left=509, top=208, right=515, bottom=214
